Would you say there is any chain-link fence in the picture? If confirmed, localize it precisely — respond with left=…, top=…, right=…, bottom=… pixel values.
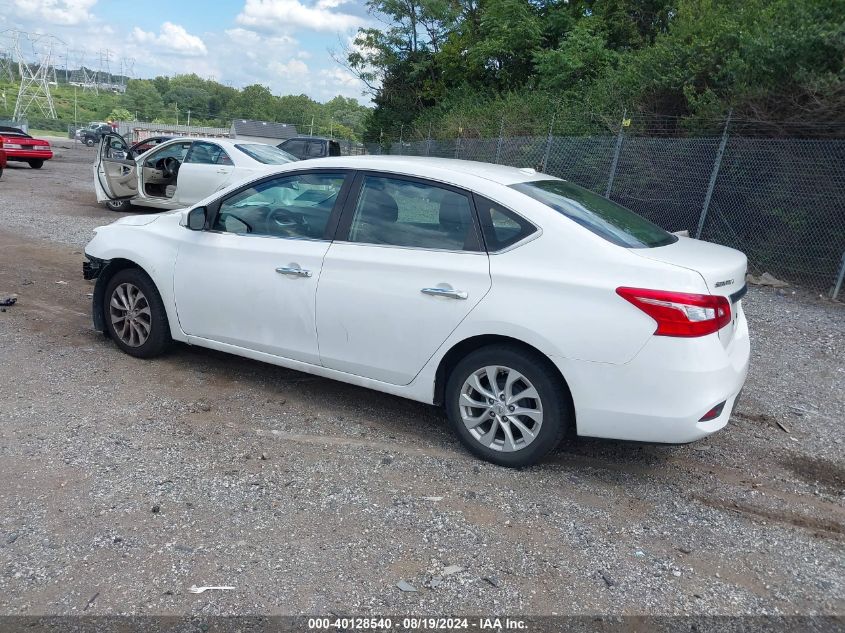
left=366, top=121, right=845, bottom=298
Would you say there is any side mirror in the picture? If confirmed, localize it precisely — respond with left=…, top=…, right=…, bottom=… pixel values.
left=187, top=206, right=207, bottom=231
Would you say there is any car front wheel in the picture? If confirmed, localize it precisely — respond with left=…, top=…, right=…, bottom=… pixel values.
left=104, top=268, right=172, bottom=358
left=106, top=199, right=131, bottom=212
left=85, top=138, right=95, bottom=147
left=445, top=345, right=570, bottom=467
left=28, top=159, right=44, bottom=169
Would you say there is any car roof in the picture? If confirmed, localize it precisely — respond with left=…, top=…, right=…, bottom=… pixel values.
left=282, top=136, right=336, bottom=142
left=292, top=155, right=559, bottom=186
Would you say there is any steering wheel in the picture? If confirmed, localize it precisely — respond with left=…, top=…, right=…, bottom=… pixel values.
left=162, top=156, right=180, bottom=179
left=267, top=208, right=309, bottom=235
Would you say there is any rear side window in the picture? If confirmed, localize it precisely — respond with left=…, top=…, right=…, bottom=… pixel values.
left=185, top=141, right=231, bottom=165
left=473, top=195, right=537, bottom=251
left=347, top=176, right=482, bottom=251
left=328, top=141, right=341, bottom=156
left=512, top=180, right=677, bottom=248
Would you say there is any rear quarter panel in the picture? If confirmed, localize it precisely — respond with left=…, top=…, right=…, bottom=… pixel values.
left=454, top=189, right=712, bottom=365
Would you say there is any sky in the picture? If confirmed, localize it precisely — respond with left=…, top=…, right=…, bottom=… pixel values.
left=0, top=0, right=373, bottom=104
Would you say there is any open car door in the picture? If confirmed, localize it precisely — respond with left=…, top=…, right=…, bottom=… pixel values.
left=93, top=133, right=138, bottom=203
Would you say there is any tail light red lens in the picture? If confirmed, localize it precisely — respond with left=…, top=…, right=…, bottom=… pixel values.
left=616, top=287, right=731, bottom=337
left=699, top=401, right=726, bottom=421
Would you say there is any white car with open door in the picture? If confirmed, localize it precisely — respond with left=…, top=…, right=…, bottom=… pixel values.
left=83, top=156, right=750, bottom=467
left=93, top=133, right=297, bottom=212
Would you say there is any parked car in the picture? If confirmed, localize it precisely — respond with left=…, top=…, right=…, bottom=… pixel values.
left=278, top=136, right=341, bottom=160
left=0, top=147, right=6, bottom=178
left=78, top=122, right=115, bottom=147
left=129, top=135, right=173, bottom=156
left=83, top=156, right=750, bottom=467
left=0, top=126, right=53, bottom=169
left=93, top=133, right=298, bottom=211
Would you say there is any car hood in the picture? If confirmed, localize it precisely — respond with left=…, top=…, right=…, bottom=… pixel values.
left=110, top=214, right=162, bottom=227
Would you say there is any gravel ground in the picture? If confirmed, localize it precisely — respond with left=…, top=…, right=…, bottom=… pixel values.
left=0, top=144, right=843, bottom=617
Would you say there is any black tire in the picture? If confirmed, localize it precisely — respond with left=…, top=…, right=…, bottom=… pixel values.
left=85, top=138, right=95, bottom=147
left=445, top=344, right=571, bottom=467
left=106, top=199, right=131, bottom=212
left=28, top=159, right=44, bottom=169
left=103, top=268, right=172, bottom=358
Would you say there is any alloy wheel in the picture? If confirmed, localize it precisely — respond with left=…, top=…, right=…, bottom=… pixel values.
left=109, top=282, right=152, bottom=347
left=459, top=365, right=543, bottom=452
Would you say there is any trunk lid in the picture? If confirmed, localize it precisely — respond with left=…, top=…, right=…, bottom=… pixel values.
left=629, top=236, right=748, bottom=346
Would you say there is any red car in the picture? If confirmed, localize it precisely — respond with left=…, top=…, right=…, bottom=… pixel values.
left=0, top=126, right=53, bottom=169
left=0, top=148, right=6, bottom=178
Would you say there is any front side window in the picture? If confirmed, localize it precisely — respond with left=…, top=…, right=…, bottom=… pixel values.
left=280, top=139, right=306, bottom=158
left=185, top=141, right=232, bottom=165
left=512, top=179, right=677, bottom=248
left=347, top=176, right=480, bottom=251
left=305, top=141, right=324, bottom=158
left=213, top=172, right=346, bottom=239
left=144, top=141, right=192, bottom=167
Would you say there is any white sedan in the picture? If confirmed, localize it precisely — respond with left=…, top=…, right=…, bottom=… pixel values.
left=83, top=156, right=750, bottom=466
left=93, top=133, right=297, bottom=212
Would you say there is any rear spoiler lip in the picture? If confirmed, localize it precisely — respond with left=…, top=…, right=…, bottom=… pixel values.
left=729, top=284, right=748, bottom=304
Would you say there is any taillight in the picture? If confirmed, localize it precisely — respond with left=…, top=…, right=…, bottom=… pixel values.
left=616, top=287, right=731, bottom=337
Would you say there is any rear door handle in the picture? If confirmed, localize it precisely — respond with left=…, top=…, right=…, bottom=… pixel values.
left=276, top=266, right=312, bottom=278
left=216, top=168, right=230, bottom=174
left=421, top=287, right=468, bottom=300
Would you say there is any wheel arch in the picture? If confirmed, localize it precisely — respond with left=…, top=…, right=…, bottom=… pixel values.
left=433, top=334, right=575, bottom=429
left=92, top=257, right=153, bottom=333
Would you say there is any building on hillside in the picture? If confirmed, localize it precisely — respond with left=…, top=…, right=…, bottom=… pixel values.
left=230, top=119, right=298, bottom=145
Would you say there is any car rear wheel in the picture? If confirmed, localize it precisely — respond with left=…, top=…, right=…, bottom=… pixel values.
left=445, top=345, right=570, bottom=467
left=28, top=159, right=43, bottom=169
left=104, top=268, right=172, bottom=358
left=106, top=199, right=131, bottom=212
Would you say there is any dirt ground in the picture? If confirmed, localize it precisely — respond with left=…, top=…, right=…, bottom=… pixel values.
left=0, top=141, right=843, bottom=617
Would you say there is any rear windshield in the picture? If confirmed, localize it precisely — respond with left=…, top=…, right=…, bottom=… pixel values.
left=235, top=143, right=298, bottom=165
left=512, top=180, right=677, bottom=248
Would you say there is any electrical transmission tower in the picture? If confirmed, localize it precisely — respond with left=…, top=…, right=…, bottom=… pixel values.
left=0, top=50, right=14, bottom=82
left=69, top=49, right=97, bottom=93
left=97, top=48, right=113, bottom=90
left=117, top=56, right=135, bottom=92
left=0, top=31, right=17, bottom=82
left=11, top=31, right=63, bottom=120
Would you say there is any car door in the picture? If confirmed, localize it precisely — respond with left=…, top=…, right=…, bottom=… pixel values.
left=173, top=170, right=352, bottom=364
left=93, top=133, right=138, bottom=202
left=315, top=173, right=492, bottom=385
left=176, top=141, right=236, bottom=206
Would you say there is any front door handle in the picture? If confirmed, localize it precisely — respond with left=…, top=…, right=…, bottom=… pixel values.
left=276, top=266, right=312, bottom=278
left=216, top=168, right=230, bottom=174
left=421, top=287, right=468, bottom=300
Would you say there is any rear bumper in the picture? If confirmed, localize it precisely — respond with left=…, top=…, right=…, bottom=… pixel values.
left=558, top=305, right=750, bottom=443
left=6, top=150, right=53, bottom=161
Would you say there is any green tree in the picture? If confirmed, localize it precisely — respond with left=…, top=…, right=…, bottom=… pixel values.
left=229, top=84, right=278, bottom=121
left=122, top=79, right=164, bottom=120
left=107, top=107, right=133, bottom=122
